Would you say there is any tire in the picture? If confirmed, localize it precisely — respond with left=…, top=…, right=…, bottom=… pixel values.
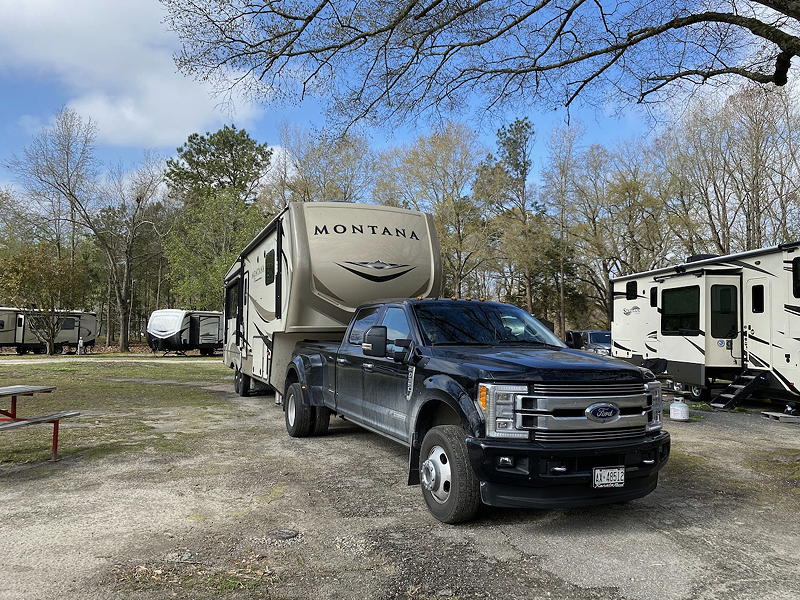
left=15, top=347, right=27, bottom=355
left=234, top=368, right=251, bottom=397
left=312, top=406, right=331, bottom=435
left=688, top=384, right=709, bottom=402
left=419, top=425, right=481, bottom=524
left=284, top=382, right=313, bottom=437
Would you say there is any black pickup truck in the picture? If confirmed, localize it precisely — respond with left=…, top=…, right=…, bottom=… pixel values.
left=283, top=299, right=669, bottom=523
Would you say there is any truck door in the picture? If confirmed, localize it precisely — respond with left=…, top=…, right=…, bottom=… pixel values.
left=744, top=278, right=772, bottom=370
left=335, top=306, right=380, bottom=420
left=363, top=306, right=414, bottom=440
left=705, top=275, right=741, bottom=368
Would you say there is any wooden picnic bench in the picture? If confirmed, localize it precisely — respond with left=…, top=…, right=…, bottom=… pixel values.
left=0, top=385, right=80, bottom=462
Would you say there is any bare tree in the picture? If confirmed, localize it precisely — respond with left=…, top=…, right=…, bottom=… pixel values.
left=7, top=109, right=164, bottom=352
left=163, top=0, right=800, bottom=124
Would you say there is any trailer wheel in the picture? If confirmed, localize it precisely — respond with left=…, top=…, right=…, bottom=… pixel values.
left=15, top=347, right=27, bottom=355
left=234, top=368, right=250, bottom=396
left=284, top=383, right=313, bottom=437
left=312, top=407, right=331, bottom=435
left=419, top=425, right=481, bottom=524
left=688, top=384, right=709, bottom=402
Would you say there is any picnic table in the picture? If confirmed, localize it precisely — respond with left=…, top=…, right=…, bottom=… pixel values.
left=0, top=385, right=79, bottom=461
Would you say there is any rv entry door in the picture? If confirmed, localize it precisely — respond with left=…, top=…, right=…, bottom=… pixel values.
left=705, top=275, right=741, bottom=368
left=744, top=278, right=771, bottom=370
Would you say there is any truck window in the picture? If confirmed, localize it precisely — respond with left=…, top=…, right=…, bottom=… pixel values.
left=626, top=281, right=637, bottom=300
left=710, top=285, right=737, bottom=338
left=264, top=249, right=275, bottom=285
left=661, top=285, right=700, bottom=335
left=381, top=307, right=412, bottom=352
left=61, top=318, right=76, bottom=330
left=751, top=284, right=764, bottom=313
left=349, top=307, right=381, bottom=344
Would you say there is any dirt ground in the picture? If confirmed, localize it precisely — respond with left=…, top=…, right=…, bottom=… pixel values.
left=1, top=359, right=799, bottom=600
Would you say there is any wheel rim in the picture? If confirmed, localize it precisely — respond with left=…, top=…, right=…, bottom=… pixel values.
left=691, top=385, right=702, bottom=397
left=421, top=445, right=452, bottom=504
left=287, top=393, right=296, bottom=427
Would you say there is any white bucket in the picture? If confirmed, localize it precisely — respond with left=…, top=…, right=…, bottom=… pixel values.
left=670, top=399, right=690, bottom=422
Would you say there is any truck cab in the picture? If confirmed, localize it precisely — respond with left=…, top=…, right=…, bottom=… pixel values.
left=285, top=299, right=670, bottom=523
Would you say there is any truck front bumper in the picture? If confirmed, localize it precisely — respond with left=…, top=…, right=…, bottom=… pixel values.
left=466, top=431, right=670, bottom=509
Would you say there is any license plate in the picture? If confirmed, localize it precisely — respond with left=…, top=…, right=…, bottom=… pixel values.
left=593, top=466, right=625, bottom=488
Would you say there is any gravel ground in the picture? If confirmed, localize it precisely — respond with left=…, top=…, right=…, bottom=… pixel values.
left=1, top=374, right=799, bottom=600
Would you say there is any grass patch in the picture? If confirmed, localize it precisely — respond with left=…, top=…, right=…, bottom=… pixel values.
left=0, top=361, right=234, bottom=469
left=749, top=449, right=800, bottom=486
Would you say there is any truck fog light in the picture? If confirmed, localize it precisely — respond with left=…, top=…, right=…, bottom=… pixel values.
left=497, top=456, right=514, bottom=467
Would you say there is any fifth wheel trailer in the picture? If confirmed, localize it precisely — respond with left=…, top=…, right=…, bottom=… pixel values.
left=146, top=309, right=223, bottom=355
left=223, top=202, right=442, bottom=397
left=611, top=243, right=800, bottom=409
left=0, top=307, right=97, bottom=354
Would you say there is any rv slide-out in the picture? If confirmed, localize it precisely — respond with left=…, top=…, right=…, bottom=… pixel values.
left=611, top=243, right=800, bottom=407
left=224, top=202, right=441, bottom=397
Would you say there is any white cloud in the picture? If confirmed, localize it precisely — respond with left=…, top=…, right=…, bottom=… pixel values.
left=0, top=0, right=261, bottom=148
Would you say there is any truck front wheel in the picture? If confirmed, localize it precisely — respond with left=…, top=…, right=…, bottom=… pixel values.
left=419, top=425, right=481, bottom=524
left=284, top=383, right=314, bottom=437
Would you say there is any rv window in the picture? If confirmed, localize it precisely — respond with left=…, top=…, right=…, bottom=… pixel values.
left=710, top=285, right=738, bottom=339
left=751, top=285, right=765, bottom=313
left=381, top=307, right=412, bottom=353
left=264, top=250, right=275, bottom=285
left=626, top=281, right=637, bottom=300
left=225, top=281, right=240, bottom=316
left=793, top=257, right=800, bottom=298
left=349, top=307, right=381, bottom=345
left=17, top=316, right=23, bottom=327
left=650, top=287, right=657, bottom=307
left=0, top=320, right=3, bottom=329
left=61, top=318, right=76, bottom=330
left=661, top=285, right=700, bottom=336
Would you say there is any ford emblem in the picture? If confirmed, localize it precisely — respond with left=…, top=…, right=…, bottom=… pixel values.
left=586, top=402, right=621, bottom=423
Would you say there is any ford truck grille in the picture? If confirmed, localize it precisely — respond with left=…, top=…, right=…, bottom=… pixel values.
left=515, top=382, right=652, bottom=442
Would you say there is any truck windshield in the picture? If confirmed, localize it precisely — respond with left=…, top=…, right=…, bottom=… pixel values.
left=413, top=303, right=566, bottom=347
left=589, top=331, right=611, bottom=344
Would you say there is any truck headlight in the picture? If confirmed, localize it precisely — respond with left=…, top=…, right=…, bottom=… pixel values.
left=478, top=383, right=528, bottom=439
left=646, top=381, right=663, bottom=432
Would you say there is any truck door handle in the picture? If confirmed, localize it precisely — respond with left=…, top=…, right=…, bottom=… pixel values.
left=336, top=358, right=349, bottom=365
left=362, top=363, right=374, bottom=371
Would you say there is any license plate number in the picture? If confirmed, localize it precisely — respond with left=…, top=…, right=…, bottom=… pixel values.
left=593, top=466, right=625, bottom=488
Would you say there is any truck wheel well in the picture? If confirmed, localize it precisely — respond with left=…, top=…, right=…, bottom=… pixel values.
left=415, top=400, right=462, bottom=441
left=284, top=368, right=299, bottom=391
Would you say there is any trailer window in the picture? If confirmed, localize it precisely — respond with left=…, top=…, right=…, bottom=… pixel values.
left=751, top=284, right=764, bottom=313
left=61, top=318, right=76, bottom=330
left=349, top=307, right=380, bottom=344
left=793, top=257, right=800, bottom=298
left=710, top=285, right=738, bottom=338
left=661, top=286, right=700, bottom=336
left=650, top=287, right=657, bottom=307
left=264, top=250, right=275, bottom=285
left=626, top=281, right=637, bottom=300
left=225, top=281, right=240, bottom=316
left=17, top=317, right=23, bottom=327
left=0, top=320, right=4, bottom=329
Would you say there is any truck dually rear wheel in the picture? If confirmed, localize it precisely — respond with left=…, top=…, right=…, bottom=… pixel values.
left=284, top=382, right=314, bottom=437
left=419, top=425, right=481, bottom=524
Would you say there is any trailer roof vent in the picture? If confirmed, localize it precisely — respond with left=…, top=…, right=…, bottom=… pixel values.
left=685, top=253, right=719, bottom=263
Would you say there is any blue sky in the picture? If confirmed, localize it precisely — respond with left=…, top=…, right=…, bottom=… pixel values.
left=0, top=0, right=652, bottom=189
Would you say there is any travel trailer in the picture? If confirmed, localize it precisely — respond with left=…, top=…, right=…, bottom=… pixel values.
left=146, top=309, right=223, bottom=355
left=224, top=202, right=441, bottom=397
left=0, top=308, right=97, bottom=354
left=611, top=243, right=800, bottom=409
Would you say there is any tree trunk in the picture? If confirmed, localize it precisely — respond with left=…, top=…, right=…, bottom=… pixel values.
left=118, top=306, right=130, bottom=352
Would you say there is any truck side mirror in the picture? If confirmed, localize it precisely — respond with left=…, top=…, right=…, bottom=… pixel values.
left=362, top=326, right=387, bottom=357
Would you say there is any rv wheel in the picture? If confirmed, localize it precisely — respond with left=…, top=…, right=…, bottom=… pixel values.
left=234, top=368, right=251, bottom=396
left=15, top=347, right=27, bottom=355
left=688, top=384, right=709, bottom=402
left=284, top=383, right=313, bottom=437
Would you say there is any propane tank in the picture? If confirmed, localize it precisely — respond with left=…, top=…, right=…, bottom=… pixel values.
left=670, top=397, right=690, bottom=422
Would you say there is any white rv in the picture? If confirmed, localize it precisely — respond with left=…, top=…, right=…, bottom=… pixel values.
left=224, top=202, right=441, bottom=397
left=611, top=244, right=800, bottom=409
left=146, top=309, right=223, bottom=355
left=0, top=307, right=97, bottom=354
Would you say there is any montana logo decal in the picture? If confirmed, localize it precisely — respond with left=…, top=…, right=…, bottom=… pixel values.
left=336, top=261, right=416, bottom=282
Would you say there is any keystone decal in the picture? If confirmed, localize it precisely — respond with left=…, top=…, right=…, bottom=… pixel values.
left=336, top=260, right=417, bottom=283
left=313, top=224, right=420, bottom=240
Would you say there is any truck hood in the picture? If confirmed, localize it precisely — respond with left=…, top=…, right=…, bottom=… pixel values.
left=428, top=346, right=643, bottom=382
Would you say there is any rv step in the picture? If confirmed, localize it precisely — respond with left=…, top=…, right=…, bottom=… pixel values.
left=739, top=375, right=756, bottom=380
left=718, top=393, right=736, bottom=399
left=761, top=411, right=800, bottom=424
left=730, top=384, right=745, bottom=389
left=710, top=402, right=728, bottom=409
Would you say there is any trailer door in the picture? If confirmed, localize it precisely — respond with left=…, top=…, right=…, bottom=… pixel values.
left=744, top=278, right=772, bottom=370
left=705, top=275, right=741, bottom=368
